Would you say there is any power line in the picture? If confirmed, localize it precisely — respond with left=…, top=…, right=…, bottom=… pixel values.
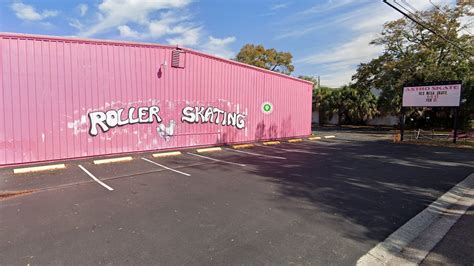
left=428, top=0, right=447, bottom=15
left=401, top=0, right=419, bottom=14
left=393, top=0, right=432, bottom=37
left=427, top=0, right=473, bottom=35
left=383, top=0, right=473, bottom=56
left=393, top=0, right=424, bottom=21
left=394, top=0, right=439, bottom=33
left=393, top=0, right=414, bottom=14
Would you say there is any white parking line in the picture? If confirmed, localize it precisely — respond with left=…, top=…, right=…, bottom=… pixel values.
left=78, top=165, right=114, bottom=191
left=187, top=152, right=247, bottom=167
left=224, top=148, right=286, bottom=160
left=141, top=157, right=191, bottom=176
left=258, top=145, right=320, bottom=155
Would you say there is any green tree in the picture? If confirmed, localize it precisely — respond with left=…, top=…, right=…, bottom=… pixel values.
left=298, top=75, right=334, bottom=123
left=352, top=4, right=473, bottom=127
left=322, top=85, right=378, bottom=125
left=235, top=44, right=295, bottom=75
left=313, top=86, right=333, bottom=123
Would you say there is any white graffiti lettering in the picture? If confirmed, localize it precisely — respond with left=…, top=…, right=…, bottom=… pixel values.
left=181, top=106, right=196, bottom=123
left=181, top=106, right=246, bottom=129
left=89, top=105, right=162, bottom=136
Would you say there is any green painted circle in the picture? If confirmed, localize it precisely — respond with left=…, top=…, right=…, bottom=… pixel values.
left=261, top=102, right=273, bottom=114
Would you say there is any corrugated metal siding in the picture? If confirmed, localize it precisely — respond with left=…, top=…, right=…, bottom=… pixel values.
left=0, top=34, right=312, bottom=166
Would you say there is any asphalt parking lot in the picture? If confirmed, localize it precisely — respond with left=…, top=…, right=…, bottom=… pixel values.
left=1, top=132, right=473, bottom=265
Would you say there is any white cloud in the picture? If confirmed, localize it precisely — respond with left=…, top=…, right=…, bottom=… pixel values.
left=79, top=0, right=192, bottom=37
left=261, top=3, right=289, bottom=16
left=117, top=25, right=140, bottom=38
left=200, top=36, right=236, bottom=58
left=78, top=0, right=206, bottom=49
left=271, top=3, right=288, bottom=11
left=297, top=33, right=382, bottom=66
left=147, top=19, right=171, bottom=38
left=318, top=68, right=359, bottom=88
left=296, top=33, right=383, bottom=87
left=11, top=1, right=58, bottom=21
left=166, top=26, right=202, bottom=46
left=69, top=19, right=84, bottom=31
left=74, top=0, right=236, bottom=56
left=276, top=5, right=375, bottom=39
left=295, top=0, right=437, bottom=87
left=113, top=10, right=202, bottom=47
left=298, top=0, right=361, bottom=15
left=147, top=11, right=192, bottom=38
left=77, top=3, right=88, bottom=17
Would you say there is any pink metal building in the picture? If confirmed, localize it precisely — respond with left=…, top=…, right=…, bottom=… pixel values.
left=0, top=33, right=312, bottom=166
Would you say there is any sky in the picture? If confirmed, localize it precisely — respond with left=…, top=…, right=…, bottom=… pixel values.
left=0, top=0, right=466, bottom=87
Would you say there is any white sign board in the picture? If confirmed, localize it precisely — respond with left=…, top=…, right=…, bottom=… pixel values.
left=403, top=84, right=461, bottom=107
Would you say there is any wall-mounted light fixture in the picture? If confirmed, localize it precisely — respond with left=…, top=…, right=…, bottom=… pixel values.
left=161, top=60, right=168, bottom=70
left=157, top=60, right=167, bottom=78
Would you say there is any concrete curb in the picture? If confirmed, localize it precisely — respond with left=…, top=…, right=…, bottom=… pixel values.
left=262, top=141, right=280, bottom=145
left=93, top=156, right=133, bottom=165
left=196, top=147, right=222, bottom=153
left=13, top=164, right=66, bottom=174
left=152, top=151, right=182, bottom=158
left=288, top=138, right=303, bottom=143
left=357, top=173, right=474, bottom=266
left=232, top=144, right=255, bottom=149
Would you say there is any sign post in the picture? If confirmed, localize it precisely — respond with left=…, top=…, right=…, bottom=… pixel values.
left=402, top=81, right=462, bottom=143
left=453, top=107, right=459, bottom=143
left=400, top=107, right=405, bottom=141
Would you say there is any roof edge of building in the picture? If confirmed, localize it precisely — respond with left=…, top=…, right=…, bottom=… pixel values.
left=0, top=32, right=313, bottom=86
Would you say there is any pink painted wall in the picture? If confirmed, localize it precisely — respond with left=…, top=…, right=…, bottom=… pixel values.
left=0, top=33, right=312, bottom=166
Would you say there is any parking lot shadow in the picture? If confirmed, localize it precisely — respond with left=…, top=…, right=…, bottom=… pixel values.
left=248, top=139, right=474, bottom=247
